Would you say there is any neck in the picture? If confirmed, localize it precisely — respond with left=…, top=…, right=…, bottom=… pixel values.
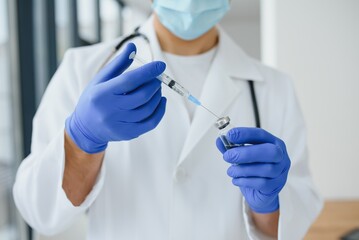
left=153, top=14, right=219, bottom=56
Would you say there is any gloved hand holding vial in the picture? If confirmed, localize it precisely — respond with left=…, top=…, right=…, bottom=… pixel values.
left=216, top=119, right=291, bottom=213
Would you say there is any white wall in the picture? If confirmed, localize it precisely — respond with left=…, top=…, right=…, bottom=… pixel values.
left=221, top=0, right=261, bottom=60
left=261, top=0, right=359, bottom=199
left=221, top=19, right=261, bottom=60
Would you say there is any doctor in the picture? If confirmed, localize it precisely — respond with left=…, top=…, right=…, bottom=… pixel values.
left=13, top=0, right=322, bottom=239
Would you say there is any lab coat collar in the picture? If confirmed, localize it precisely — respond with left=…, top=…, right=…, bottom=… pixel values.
left=139, top=16, right=264, bottom=167
left=139, top=16, right=169, bottom=70
left=216, top=26, right=264, bottom=82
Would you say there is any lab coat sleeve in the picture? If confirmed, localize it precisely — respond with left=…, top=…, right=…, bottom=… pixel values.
left=242, top=77, right=323, bottom=240
left=13, top=49, right=106, bottom=236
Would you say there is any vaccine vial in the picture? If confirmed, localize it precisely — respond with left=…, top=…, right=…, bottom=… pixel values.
left=215, top=116, right=242, bottom=150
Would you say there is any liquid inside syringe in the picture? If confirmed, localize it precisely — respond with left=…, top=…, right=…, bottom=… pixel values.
left=131, top=53, right=220, bottom=119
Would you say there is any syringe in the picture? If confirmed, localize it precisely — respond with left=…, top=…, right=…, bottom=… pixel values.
left=131, top=53, right=220, bottom=119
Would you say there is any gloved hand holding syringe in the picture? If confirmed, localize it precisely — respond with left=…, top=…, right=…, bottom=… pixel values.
left=131, top=52, right=220, bottom=119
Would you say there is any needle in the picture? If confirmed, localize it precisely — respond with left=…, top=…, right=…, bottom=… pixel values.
left=133, top=54, right=221, bottom=120
left=200, top=104, right=220, bottom=119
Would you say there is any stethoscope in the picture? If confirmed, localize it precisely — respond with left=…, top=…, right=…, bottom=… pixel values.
left=99, top=27, right=261, bottom=128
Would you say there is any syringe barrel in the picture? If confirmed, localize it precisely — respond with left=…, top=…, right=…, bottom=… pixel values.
left=158, top=73, right=190, bottom=98
left=134, top=55, right=190, bottom=98
left=158, top=73, right=172, bottom=85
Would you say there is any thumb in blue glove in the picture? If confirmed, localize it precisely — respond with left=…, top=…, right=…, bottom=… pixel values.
left=66, top=43, right=167, bottom=154
left=216, top=127, right=291, bottom=213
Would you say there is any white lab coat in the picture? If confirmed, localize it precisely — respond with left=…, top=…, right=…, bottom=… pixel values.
left=13, top=17, right=323, bottom=240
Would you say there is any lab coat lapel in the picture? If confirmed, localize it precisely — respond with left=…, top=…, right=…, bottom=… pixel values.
left=176, top=64, right=241, bottom=167
left=177, top=28, right=264, bottom=167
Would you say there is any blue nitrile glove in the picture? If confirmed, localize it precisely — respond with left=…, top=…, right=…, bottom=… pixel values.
left=216, top=128, right=291, bottom=213
left=65, top=43, right=167, bottom=154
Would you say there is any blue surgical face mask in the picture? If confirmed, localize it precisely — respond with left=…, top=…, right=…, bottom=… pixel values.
left=152, top=0, right=230, bottom=41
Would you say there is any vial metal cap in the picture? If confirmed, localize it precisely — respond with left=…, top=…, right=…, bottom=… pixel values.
left=215, top=116, right=231, bottom=130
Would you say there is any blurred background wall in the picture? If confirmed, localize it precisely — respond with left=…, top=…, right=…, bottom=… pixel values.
left=261, top=0, right=359, bottom=199
left=0, top=0, right=358, bottom=240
